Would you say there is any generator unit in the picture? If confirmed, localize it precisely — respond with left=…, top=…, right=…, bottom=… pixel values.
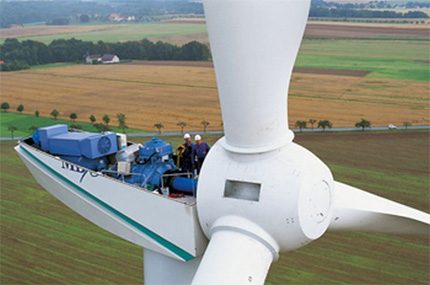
left=32, top=125, right=197, bottom=195
left=33, top=124, right=117, bottom=171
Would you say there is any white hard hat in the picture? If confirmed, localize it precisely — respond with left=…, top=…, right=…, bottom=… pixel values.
left=184, top=133, right=191, bottom=139
left=195, top=134, right=202, bottom=141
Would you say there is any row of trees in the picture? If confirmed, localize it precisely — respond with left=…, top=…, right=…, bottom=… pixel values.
left=2, top=102, right=415, bottom=137
left=312, top=0, right=430, bottom=9
left=2, top=0, right=428, bottom=27
left=0, top=0, right=204, bottom=28
left=309, top=7, right=428, bottom=18
left=295, top=118, right=414, bottom=132
left=295, top=119, right=333, bottom=132
left=50, top=110, right=129, bottom=133
left=0, top=38, right=210, bottom=71
left=1, top=102, right=24, bottom=113
left=154, top=120, right=210, bottom=134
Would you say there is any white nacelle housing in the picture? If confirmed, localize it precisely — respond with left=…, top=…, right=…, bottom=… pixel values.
left=197, top=139, right=334, bottom=252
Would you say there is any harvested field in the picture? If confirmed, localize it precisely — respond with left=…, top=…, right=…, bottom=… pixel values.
left=293, top=67, right=370, bottom=77
left=0, top=24, right=120, bottom=39
left=130, top=60, right=370, bottom=77
left=0, top=63, right=428, bottom=132
left=1, top=131, right=429, bottom=284
left=128, top=60, right=213, bottom=68
left=304, top=22, right=430, bottom=39
left=128, top=61, right=371, bottom=77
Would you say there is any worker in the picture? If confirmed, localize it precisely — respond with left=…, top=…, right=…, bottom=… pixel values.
left=177, top=133, right=194, bottom=173
left=192, top=134, right=210, bottom=174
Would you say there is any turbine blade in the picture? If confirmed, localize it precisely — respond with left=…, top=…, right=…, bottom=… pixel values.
left=191, top=229, right=274, bottom=285
left=204, top=0, right=311, bottom=152
left=328, top=181, right=430, bottom=235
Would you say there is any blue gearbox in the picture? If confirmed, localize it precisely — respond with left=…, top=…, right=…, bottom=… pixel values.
left=123, top=137, right=177, bottom=188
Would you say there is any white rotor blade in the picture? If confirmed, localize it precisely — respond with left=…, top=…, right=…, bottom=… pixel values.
left=191, top=229, right=274, bottom=285
left=204, top=0, right=310, bottom=153
left=329, top=181, right=430, bottom=235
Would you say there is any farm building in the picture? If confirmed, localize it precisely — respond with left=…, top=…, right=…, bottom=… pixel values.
left=85, top=54, right=102, bottom=64
left=101, top=54, right=120, bottom=64
left=85, top=54, right=120, bottom=64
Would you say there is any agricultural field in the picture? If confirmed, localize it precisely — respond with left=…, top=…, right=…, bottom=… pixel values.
left=0, top=53, right=428, bottom=132
left=1, top=131, right=429, bottom=284
left=1, top=21, right=428, bottom=45
left=1, top=21, right=428, bottom=133
left=0, top=112, right=142, bottom=138
left=0, top=23, right=208, bottom=45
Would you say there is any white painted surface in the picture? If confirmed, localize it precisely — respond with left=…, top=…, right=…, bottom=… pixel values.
left=197, top=140, right=334, bottom=252
left=192, top=216, right=276, bottom=285
left=329, top=181, right=430, bottom=235
left=204, top=0, right=310, bottom=153
left=16, top=143, right=207, bottom=261
left=144, top=249, right=201, bottom=285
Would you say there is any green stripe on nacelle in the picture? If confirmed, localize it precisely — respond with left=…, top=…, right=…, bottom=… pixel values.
left=20, top=145, right=195, bottom=262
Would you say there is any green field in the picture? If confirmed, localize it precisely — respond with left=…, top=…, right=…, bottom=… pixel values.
left=1, top=23, right=207, bottom=44
left=1, top=131, right=428, bottom=284
left=296, top=39, right=430, bottom=81
left=0, top=112, right=143, bottom=138
left=2, top=22, right=429, bottom=81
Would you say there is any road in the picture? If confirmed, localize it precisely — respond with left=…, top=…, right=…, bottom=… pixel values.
left=2, top=125, right=429, bottom=141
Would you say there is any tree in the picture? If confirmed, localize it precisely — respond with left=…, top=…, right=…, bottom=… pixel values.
left=89, top=114, right=96, bottom=124
left=8, top=125, right=17, bottom=139
left=295, top=120, right=307, bottom=132
left=177, top=41, right=210, bottom=61
left=201, top=120, right=210, bottom=133
left=80, top=14, right=90, bottom=23
left=355, top=118, right=371, bottom=131
left=35, top=110, right=40, bottom=117
left=403, top=121, right=412, bottom=129
left=117, top=113, right=128, bottom=133
left=102, top=114, right=110, bottom=125
left=177, top=121, right=187, bottom=134
left=154, top=123, right=164, bottom=134
left=1, top=102, right=10, bottom=112
left=94, top=123, right=111, bottom=132
left=69, top=112, right=78, bottom=122
left=17, top=104, right=24, bottom=113
left=308, top=119, right=317, bottom=130
left=318, top=120, right=333, bottom=131
left=50, top=109, right=59, bottom=120
left=70, top=124, right=81, bottom=130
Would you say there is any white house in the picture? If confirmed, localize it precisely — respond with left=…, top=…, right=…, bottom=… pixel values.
left=101, top=54, right=120, bottom=64
left=85, top=54, right=120, bottom=64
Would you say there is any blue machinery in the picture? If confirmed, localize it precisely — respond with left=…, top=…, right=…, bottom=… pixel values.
left=32, top=125, right=197, bottom=195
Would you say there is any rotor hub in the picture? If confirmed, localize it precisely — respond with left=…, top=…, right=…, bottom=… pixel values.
left=196, top=139, right=334, bottom=252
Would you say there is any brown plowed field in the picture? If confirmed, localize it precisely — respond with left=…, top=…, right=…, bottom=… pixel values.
left=304, top=23, right=430, bottom=39
left=0, top=63, right=428, bottom=132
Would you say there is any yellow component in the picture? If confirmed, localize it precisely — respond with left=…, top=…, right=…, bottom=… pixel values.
left=176, top=144, right=186, bottom=167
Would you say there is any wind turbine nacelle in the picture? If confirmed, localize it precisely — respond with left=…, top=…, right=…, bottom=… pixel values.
left=197, top=139, right=334, bottom=252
